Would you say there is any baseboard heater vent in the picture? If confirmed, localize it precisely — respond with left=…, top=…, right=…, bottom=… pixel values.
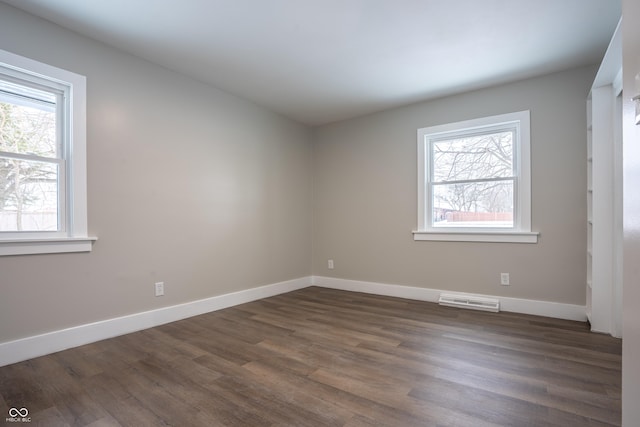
left=438, top=293, right=500, bottom=313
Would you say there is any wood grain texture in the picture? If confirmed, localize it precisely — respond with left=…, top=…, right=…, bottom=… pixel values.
left=0, top=287, right=621, bottom=426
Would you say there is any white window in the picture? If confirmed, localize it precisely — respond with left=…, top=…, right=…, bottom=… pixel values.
left=414, top=111, right=538, bottom=243
left=0, top=49, right=94, bottom=255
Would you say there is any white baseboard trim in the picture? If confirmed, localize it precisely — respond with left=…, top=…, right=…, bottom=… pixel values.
left=311, top=276, right=587, bottom=322
left=0, top=276, right=311, bottom=368
left=0, top=274, right=587, bottom=367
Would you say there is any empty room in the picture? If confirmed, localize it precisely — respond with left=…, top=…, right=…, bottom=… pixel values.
left=1, top=0, right=639, bottom=426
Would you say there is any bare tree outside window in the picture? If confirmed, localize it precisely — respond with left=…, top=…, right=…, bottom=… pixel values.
left=0, top=95, right=59, bottom=232
left=430, top=130, right=515, bottom=227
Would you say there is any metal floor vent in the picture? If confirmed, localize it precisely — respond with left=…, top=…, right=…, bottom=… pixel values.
left=438, top=293, right=500, bottom=313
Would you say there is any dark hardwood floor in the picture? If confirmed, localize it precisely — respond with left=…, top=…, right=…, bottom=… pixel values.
left=0, top=287, right=621, bottom=426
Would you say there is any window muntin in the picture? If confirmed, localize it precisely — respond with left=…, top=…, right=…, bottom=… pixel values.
left=416, top=111, right=533, bottom=240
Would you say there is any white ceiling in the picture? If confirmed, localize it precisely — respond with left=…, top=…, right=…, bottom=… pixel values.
left=1, top=0, right=621, bottom=125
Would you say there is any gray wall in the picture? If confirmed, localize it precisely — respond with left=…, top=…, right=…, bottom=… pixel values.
left=0, top=3, right=313, bottom=343
left=313, top=66, right=596, bottom=304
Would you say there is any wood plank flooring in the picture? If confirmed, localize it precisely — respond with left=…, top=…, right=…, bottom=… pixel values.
left=0, top=287, right=622, bottom=426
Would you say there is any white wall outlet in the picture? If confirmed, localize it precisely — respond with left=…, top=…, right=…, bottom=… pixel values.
left=500, top=273, right=510, bottom=286
left=155, top=282, right=165, bottom=296
left=328, top=259, right=334, bottom=269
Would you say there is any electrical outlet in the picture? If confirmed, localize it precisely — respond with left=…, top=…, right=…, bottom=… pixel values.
left=500, top=273, right=510, bottom=286
left=155, top=282, right=165, bottom=296
left=328, top=259, right=334, bottom=269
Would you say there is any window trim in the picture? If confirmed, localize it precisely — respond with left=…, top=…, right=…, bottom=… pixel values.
left=413, top=110, right=538, bottom=243
left=0, top=49, right=96, bottom=256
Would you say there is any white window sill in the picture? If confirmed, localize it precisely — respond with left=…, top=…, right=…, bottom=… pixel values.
left=412, top=230, right=539, bottom=243
left=0, top=237, right=98, bottom=256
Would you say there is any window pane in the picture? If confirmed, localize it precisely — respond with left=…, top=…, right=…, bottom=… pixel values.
left=0, top=158, right=58, bottom=231
left=432, top=180, right=513, bottom=228
left=0, top=97, right=57, bottom=158
left=431, top=131, right=513, bottom=182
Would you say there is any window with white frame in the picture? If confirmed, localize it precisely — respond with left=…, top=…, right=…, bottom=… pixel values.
left=414, top=110, right=538, bottom=243
left=0, top=49, right=94, bottom=255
